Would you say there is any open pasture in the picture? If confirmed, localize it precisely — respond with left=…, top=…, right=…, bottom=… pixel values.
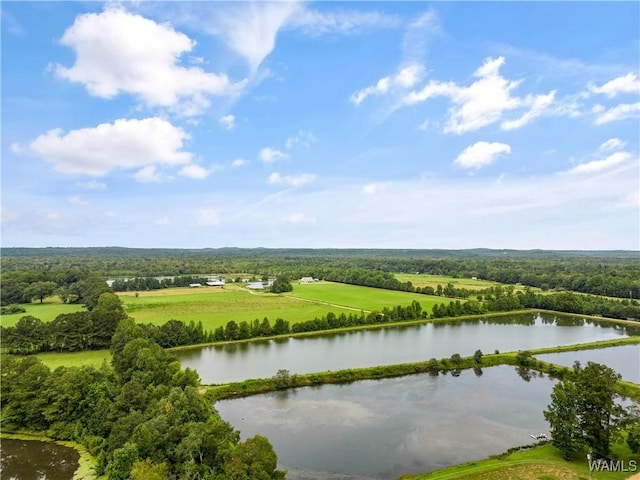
left=395, top=273, right=516, bottom=291
left=37, top=349, right=111, bottom=370
left=287, top=281, right=445, bottom=312
left=118, top=286, right=358, bottom=330
left=1, top=298, right=84, bottom=327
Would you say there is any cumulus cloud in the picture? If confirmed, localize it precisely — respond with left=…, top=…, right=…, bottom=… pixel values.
left=285, top=130, right=317, bottom=149
left=134, top=165, right=165, bottom=183
left=351, top=64, right=424, bottom=105
left=565, top=151, right=633, bottom=175
left=454, top=141, right=511, bottom=170
left=594, top=102, right=640, bottom=125
left=179, top=164, right=211, bottom=179
left=501, top=91, right=556, bottom=130
left=219, top=114, right=236, bottom=131
left=589, top=73, right=640, bottom=98
left=28, top=117, right=192, bottom=176
left=54, top=7, right=241, bottom=115
left=196, top=208, right=221, bottom=227
left=599, top=138, right=626, bottom=151
left=260, top=147, right=289, bottom=163
left=231, top=158, right=247, bottom=167
left=267, top=172, right=316, bottom=187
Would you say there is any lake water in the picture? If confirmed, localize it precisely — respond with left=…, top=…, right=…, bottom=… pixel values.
left=0, top=438, right=79, bottom=480
left=216, top=365, right=557, bottom=480
left=536, top=344, right=640, bottom=383
left=176, top=312, right=640, bottom=384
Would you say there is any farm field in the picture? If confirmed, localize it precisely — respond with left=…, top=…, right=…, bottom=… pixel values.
left=287, top=281, right=445, bottom=312
left=1, top=298, right=84, bottom=327
left=394, top=273, right=505, bottom=290
left=37, top=349, right=111, bottom=370
left=118, top=284, right=361, bottom=330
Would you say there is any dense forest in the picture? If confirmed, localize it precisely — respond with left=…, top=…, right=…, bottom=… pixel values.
left=2, top=248, right=639, bottom=303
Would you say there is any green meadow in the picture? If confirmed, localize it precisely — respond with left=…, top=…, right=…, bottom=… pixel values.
left=288, top=281, right=445, bottom=312
left=118, top=284, right=361, bottom=330
left=394, top=273, right=503, bottom=290
left=1, top=298, right=84, bottom=327
left=37, top=349, right=111, bottom=370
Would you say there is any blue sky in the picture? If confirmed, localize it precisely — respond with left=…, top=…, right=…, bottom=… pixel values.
left=2, top=1, right=639, bottom=249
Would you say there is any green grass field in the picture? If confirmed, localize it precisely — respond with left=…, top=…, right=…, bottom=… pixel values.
left=394, top=273, right=504, bottom=291
left=118, top=284, right=362, bottom=330
left=403, top=443, right=639, bottom=480
left=1, top=298, right=85, bottom=327
left=37, top=349, right=111, bottom=370
left=288, top=281, right=445, bottom=312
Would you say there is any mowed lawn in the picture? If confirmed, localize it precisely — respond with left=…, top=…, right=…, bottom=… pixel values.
left=287, top=281, right=445, bottom=313
left=118, top=285, right=358, bottom=330
left=1, top=298, right=85, bottom=326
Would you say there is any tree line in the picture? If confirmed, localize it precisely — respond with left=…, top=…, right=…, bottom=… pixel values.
left=1, top=318, right=285, bottom=479
left=3, top=249, right=638, bottom=300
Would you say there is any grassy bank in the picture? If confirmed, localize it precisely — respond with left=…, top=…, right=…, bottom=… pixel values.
left=398, top=443, right=639, bottom=480
left=0, top=430, right=102, bottom=480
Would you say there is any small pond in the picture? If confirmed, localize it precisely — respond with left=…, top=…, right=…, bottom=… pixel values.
left=537, top=344, right=640, bottom=383
left=216, top=365, right=557, bottom=479
left=176, top=312, right=640, bottom=384
left=0, top=438, right=79, bottom=480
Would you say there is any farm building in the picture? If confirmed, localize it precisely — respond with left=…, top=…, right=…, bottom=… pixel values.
left=189, top=283, right=202, bottom=288
left=206, top=280, right=225, bottom=287
left=299, top=277, right=316, bottom=284
left=247, top=282, right=264, bottom=290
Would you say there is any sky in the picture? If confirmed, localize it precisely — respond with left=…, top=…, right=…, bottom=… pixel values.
left=1, top=1, right=639, bottom=250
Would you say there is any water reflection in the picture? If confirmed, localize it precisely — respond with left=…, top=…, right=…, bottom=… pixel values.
left=216, top=365, right=556, bottom=479
left=0, top=439, right=79, bottom=480
left=176, top=312, right=640, bottom=384
left=536, top=344, right=640, bottom=383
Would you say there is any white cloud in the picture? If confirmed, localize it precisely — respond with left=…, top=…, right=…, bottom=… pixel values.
left=351, top=64, right=424, bottom=105
left=565, top=151, right=633, bottom=175
left=9, top=143, right=23, bottom=154
left=231, top=158, right=247, bottom=167
left=134, top=165, right=165, bottom=183
left=589, top=73, right=640, bottom=98
left=287, top=8, right=400, bottom=36
left=402, top=57, right=559, bottom=134
left=501, top=91, right=556, bottom=130
left=260, top=147, right=289, bottom=163
left=29, top=117, right=192, bottom=176
left=286, top=213, right=316, bottom=224
left=362, top=183, right=387, bottom=195
left=402, top=9, right=441, bottom=62
left=204, top=2, right=301, bottom=72
left=285, top=130, right=317, bottom=149
left=68, top=196, right=88, bottom=206
left=54, top=7, right=240, bottom=115
left=594, top=102, right=640, bottom=125
left=454, top=141, right=511, bottom=170
left=196, top=208, right=221, bottom=227
left=219, top=114, right=236, bottom=131
left=599, top=138, right=626, bottom=151
left=268, top=172, right=316, bottom=187
left=179, top=164, right=210, bottom=179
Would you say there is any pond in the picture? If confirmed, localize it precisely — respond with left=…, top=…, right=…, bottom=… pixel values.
left=0, top=438, right=79, bottom=480
left=176, top=312, right=640, bottom=384
left=216, top=365, right=557, bottom=479
left=536, top=344, right=640, bottom=383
